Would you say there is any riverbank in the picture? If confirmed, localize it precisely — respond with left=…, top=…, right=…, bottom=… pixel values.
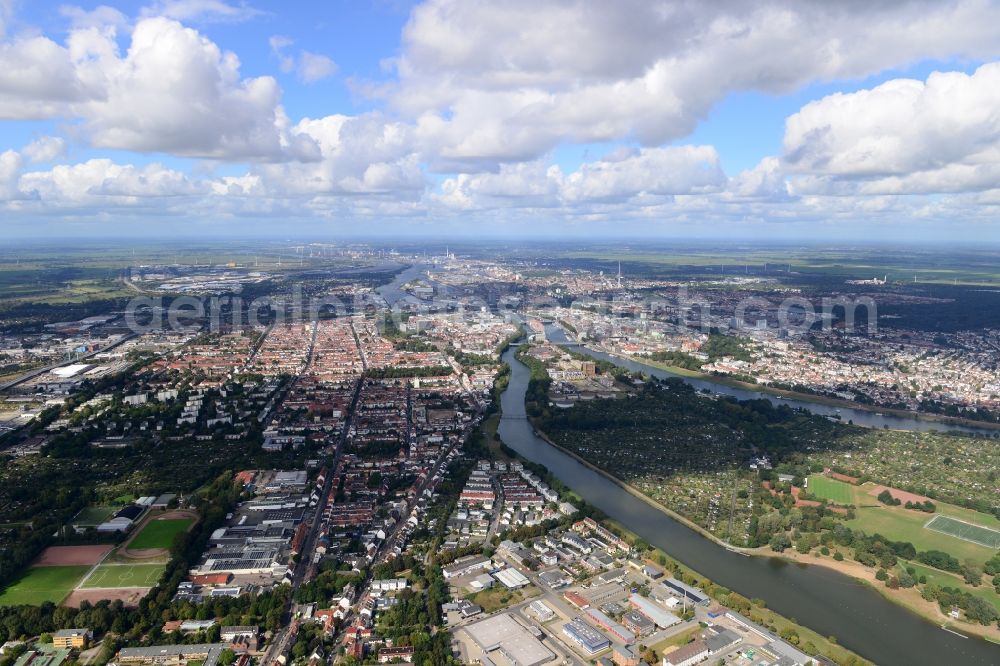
left=764, top=548, right=1000, bottom=644
left=595, top=345, right=1000, bottom=432
left=501, top=343, right=1000, bottom=663
left=511, top=412, right=868, bottom=661
left=530, top=409, right=1000, bottom=644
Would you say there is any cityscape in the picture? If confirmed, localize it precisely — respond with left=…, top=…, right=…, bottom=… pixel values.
left=2, top=3, right=1000, bottom=666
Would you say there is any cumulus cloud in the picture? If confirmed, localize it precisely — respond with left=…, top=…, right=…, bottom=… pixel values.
left=385, top=0, right=1000, bottom=169
left=784, top=63, right=1000, bottom=194
left=0, top=17, right=316, bottom=160
left=22, top=136, right=66, bottom=164
left=0, top=149, right=21, bottom=199
left=19, top=159, right=207, bottom=203
left=249, top=112, right=424, bottom=196
left=436, top=145, right=725, bottom=211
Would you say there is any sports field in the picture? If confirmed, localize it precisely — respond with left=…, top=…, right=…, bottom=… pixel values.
left=0, top=565, right=90, bottom=606
left=925, top=515, right=1000, bottom=549
left=128, top=518, right=193, bottom=550
left=848, top=502, right=1000, bottom=565
left=807, top=475, right=854, bottom=504
left=72, top=506, right=118, bottom=526
left=81, top=563, right=164, bottom=588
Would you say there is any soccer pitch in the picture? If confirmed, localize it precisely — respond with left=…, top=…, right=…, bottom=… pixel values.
left=0, top=566, right=90, bottom=606
left=807, top=475, right=854, bottom=504
left=925, top=515, right=1000, bottom=549
left=81, top=564, right=164, bottom=588
left=128, top=518, right=193, bottom=550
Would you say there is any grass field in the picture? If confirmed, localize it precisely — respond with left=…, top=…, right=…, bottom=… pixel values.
left=73, top=506, right=119, bottom=526
left=807, top=475, right=855, bottom=504
left=81, top=563, right=164, bottom=588
left=925, top=515, right=1000, bottom=549
left=0, top=566, right=90, bottom=606
left=128, top=518, right=193, bottom=550
left=847, top=500, right=1000, bottom=566
left=901, top=561, right=1000, bottom=613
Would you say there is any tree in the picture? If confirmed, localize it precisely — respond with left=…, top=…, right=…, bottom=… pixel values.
left=218, top=649, right=236, bottom=666
left=964, top=596, right=1000, bottom=625
left=769, top=533, right=791, bottom=552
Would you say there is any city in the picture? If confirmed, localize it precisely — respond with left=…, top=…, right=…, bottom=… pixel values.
left=2, top=2, right=1000, bottom=666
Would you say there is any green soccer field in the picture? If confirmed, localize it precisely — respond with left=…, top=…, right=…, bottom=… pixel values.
left=73, top=505, right=119, bottom=526
left=128, top=518, right=193, bottom=550
left=0, top=566, right=90, bottom=606
left=81, top=563, right=164, bottom=588
left=925, top=515, right=1000, bottom=549
left=807, top=475, right=854, bottom=504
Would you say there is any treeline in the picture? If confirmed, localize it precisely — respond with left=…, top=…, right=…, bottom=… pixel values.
left=640, top=350, right=704, bottom=370
left=515, top=347, right=551, bottom=417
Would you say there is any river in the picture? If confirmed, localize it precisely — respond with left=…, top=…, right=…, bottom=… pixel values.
left=543, top=323, right=995, bottom=437
left=374, top=262, right=435, bottom=306
left=497, top=344, right=1000, bottom=666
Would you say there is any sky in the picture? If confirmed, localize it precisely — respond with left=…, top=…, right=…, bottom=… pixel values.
left=2, top=0, right=1000, bottom=241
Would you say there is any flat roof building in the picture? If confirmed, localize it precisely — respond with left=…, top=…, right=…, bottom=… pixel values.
left=562, top=618, right=610, bottom=655
left=628, top=594, right=681, bottom=629
left=52, top=629, right=92, bottom=649
left=463, top=613, right=554, bottom=666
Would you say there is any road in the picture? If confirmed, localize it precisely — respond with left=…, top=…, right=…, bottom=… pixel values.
left=261, top=319, right=360, bottom=666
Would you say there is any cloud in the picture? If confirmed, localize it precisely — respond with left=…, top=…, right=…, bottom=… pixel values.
left=0, top=17, right=318, bottom=160
left=269, top=35, right=294, bottom=72
left=383, top=0, right=1000, bottom=169
left=436, top=145, right=726, bottom=210
left=22, top=136, right=66, bottom=164
left=0, top=149, right=21, bottom=199
left=141, top=0, right=262, bottom=23
left=19, top=159, right=207, bottom=203
left=298, top=51, right=337, bottom=83
left=270, top=36, right=337, bottom=83
left=59, top=4, right=129, bottom=30
left=784, top=63, right=1000, bottom=194
left=250, top=112, right=423, bottom=195
left=0, top=0, right=12, bottom=37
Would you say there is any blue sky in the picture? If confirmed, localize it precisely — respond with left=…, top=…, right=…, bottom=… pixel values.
left=1, top=1, right=1000, bottom=240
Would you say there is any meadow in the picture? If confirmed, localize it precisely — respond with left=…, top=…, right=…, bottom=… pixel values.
left=847, top=499, right=1000, bottom=566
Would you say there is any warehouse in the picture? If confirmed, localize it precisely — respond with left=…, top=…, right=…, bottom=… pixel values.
left=493, top=567, right=530, bottom=589
left=628, top=594, right=681, bottom=629
left=463, top=613, right=555, bottom=666
left=582, top=608, right=634, bottom=645
left=562, top=618, right=610, bottom=655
